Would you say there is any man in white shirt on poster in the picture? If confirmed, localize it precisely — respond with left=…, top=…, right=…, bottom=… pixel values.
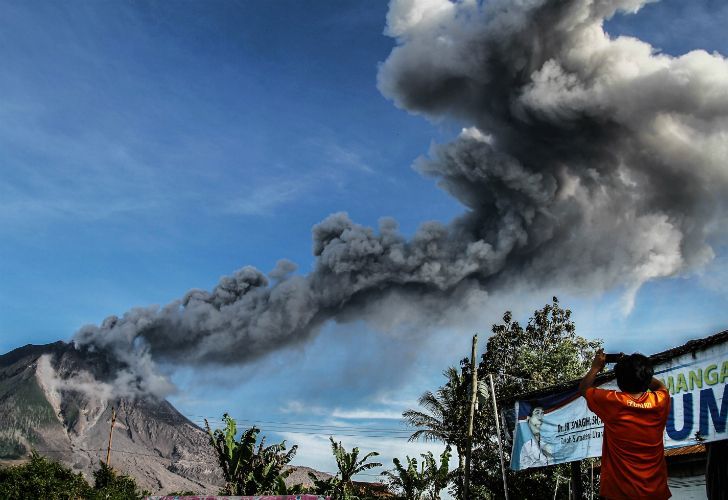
left=519, top=405, right=553, bottom=468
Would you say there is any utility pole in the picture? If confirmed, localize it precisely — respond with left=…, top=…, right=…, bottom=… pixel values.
left=105, top=406, right=116, bottom=466
left=463, top=334, right=478, bottom=499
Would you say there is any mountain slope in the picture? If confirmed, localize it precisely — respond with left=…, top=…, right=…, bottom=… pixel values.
left=0, top=342, right=222, bottom=493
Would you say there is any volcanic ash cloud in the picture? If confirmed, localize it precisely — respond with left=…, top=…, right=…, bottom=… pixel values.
left=75, top=0, right=728, bottom=396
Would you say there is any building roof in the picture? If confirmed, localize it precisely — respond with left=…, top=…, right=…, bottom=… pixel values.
left=665, top=444, right=705, bottom=457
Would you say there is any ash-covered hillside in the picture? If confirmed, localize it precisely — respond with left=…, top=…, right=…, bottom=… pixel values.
left=0, top=341, right=222, bottom=493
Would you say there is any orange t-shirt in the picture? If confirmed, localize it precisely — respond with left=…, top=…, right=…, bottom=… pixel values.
left=585, top=387, right=671, bottom=500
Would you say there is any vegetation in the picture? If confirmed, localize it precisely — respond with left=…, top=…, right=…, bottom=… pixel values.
left=0, top=452, right=148, bottom=500
left=329, top=437, right=382, bottom=499
left=421, top=446, right=451, bottom=500
left=0, top=451, right=90, bottom=500
left=308, top=471, right=339, bottom=497
left=403, top=366, right=477, bottom=474
left=382, top=446, right=451, bottom=500
left=90, top=461, right=150, bottom=499
left=405, top=297, right=602, bottom=499
left=381, top=455, right=427, bottom=499
left=205, top=413, right=297, bottom=495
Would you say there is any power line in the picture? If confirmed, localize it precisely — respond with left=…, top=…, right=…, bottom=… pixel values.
left=116, top=406, right=415, bottom=436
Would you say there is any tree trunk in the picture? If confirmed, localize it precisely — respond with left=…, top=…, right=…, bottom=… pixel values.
left=570, top=461, right=583, bottom=499
left=457, top=447, right=465, bottom=498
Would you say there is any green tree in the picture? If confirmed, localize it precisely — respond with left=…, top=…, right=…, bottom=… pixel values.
left=422, top=445, right=451, bottom=500
left=405, top=298, right=601, bottom=499
left=308, top=471, right=339, bottom=497
left=0, top=451, right=90, bottom=500
left=0, top=452, right=148, bottom=500
left=88, top=461, right=148, bottom=500
left=468, top=297, right=602, bottom=499
left=205, top=414, right=297, bottom=495
left=402, top=367, right=469, bottom=473
left=381, top=456, right=427, bottom=500
left=329, top=437, right=382, bottom=499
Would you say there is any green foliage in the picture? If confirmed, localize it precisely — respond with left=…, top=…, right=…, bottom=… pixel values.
left=422, top=446, right=451, bottom=500
left=88, top=461, right=148, bottom=500
left=308, top=471, right=339, bottom=496
left=381, top=456, right=427, bottom=500
left=329, top=437, right=382, bottom=500
left=402, top=367, right=469, bottom=473
left=405, top=298, right=602, bottom=499
left=0, top=377, right=60, bottom=459
left=0, top=453, right=148, bottom=500
left=205, top=413, right=297, bottom=495
left=468, top=297, right=602, bottom=499
left=0, top=451, right=90, bottom=499
left=383, top=446, right=451, bottom=500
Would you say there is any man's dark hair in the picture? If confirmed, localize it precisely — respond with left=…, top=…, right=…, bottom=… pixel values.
left=615, top=353, right=653, bottom=393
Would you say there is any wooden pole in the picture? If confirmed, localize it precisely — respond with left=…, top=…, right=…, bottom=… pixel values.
left=489, top=373, right=510, bottom=500
left=105, top=406, right=116, bottom=466
left=591, top=460, right=594, bottom=500
left=568, top=478, right=571, bottom=499
left=463, top=334, right=478, bottom=499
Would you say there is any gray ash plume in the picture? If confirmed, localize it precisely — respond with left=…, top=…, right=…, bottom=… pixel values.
left=75, top=0, right=728, bottom=396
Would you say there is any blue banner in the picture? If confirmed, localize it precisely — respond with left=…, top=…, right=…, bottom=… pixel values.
left=511, top=343, right=728, bottom=470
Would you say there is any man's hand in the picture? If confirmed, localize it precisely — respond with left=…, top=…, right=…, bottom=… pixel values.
left=591, top=349, right=606, bottom=372
left=579, top=349, right=606, bottom=397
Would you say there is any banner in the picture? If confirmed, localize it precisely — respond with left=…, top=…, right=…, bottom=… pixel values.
left=511, top=342, right=728, bottom=470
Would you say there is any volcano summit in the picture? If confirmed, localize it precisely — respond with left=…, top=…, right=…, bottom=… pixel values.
left=0, top=342, right=222, bottom=493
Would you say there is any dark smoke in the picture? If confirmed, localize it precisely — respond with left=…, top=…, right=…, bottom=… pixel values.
left=74, top=0, right=728, bottom=396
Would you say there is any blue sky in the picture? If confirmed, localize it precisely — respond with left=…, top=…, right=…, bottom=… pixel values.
left=1, top=0, right=727, bottom=481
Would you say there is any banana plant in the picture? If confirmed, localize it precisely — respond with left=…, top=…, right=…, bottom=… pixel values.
left=329, top=437, right=382, bottom=499
left=308, top=471, right=339, bottom=496
left=205, top=414, right=297, bottom=495
left=422, top=445, right=451, bottom=500
left=381, top=455, right=428, bottom=500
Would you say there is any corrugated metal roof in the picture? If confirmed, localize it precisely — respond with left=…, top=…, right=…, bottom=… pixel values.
left=665, top=444, right=705, bottom=457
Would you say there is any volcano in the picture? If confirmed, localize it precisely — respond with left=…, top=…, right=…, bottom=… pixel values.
left=0, top=341, right=223, bottom=493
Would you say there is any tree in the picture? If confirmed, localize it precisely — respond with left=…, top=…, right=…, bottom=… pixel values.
left=0, top=452, right=148, bottom=500
left=468, top=297, right=602, bottom=499
left=404, top=298, right=601, bottom=499
left=381, top=456, right=427, bottom=500
left=383, top=445, right=451, bottom=500
left=422, top=446, right=451, bottom=500
left=89, top=461, right=148, bottom=500
left=402, top=367, right=469, bottom=473
left=308, top=471, right=339, bottom=497
left=205, top=413, right=297, bottom=495
left=329, top=437, right=382, bottom=499
left=0, top=451, right=90, bottom=500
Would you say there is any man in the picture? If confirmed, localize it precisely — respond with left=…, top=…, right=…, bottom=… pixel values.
left=579, top=350, right=671, bottom=499
left=519, top=405, right=553, bottom=468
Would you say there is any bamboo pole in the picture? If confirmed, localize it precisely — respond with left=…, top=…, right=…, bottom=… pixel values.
left=463, top=334, right=478, bottom=499
left=489, top=373, right=510, bottom=500
left=105, top=406, right=116, bottom=466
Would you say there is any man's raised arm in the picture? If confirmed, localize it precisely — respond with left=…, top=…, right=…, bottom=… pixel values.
left=579, top=349, right=606, bottom=397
